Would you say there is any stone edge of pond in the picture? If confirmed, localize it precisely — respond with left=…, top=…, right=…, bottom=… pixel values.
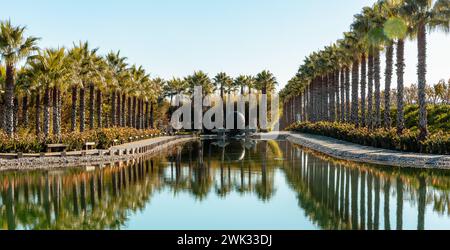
left=287, top=132, right=450, bottom=169
left=0, top=136, right=196, bottom=172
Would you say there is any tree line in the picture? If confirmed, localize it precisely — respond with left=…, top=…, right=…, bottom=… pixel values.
left=0, top=20, right=279, bottom=142
left=280, top=0, right=449, bottom=141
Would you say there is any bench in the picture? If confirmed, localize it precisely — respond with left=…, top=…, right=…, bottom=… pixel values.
left=47, top=144, right=68, bottom=153
left=84, top=142, right=96, bottom=151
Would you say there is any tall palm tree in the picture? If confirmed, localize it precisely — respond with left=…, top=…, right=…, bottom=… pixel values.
left=352, top=8, right=375, bottom=127
left=380, top=0, right=410, bottom=133
left=28, top=48, right=67, bottom=139
left=401, top=0, right=450, bottom=140
left=213, top=72, right=232, bottom=99
left=255, top=70, right=277, bottom=129
left=148, top=77, right=164, bottom=129
left=68, top=42, right=101, bottom=132
left=185, top=71, right=214, bottom=96
left=255, top=70, right=277, bottom=95
left=106, top=51, right=128, bottom=128
left=234, top=75, right=248, bottom=95
left=165, top=77, right=187, bottom=116
left=343, top=32, right=361, bottom=125
left=129, top=65, right=150, bottom=128
left=0, top=20, right=39, bottom=137
left=15, top=69, right=32, bottom=129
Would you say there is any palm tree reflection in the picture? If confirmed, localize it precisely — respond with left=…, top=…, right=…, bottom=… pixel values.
left=1, top=139, right=450, bottom=230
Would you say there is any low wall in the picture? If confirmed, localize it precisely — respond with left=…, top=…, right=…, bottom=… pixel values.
left=0, top=135, right=195, bottom=171
left=287, top=133, right=450, bottom=169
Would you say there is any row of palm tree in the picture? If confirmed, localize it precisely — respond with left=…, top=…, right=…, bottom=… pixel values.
left=1, top=20, right=164, bottom=140
left=164, top=70, right=277, bottom=99
left=280, top=0, right=449, bottom=141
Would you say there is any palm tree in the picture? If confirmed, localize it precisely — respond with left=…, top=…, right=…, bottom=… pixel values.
left=165, top=77, right=187, bottom=116
left=255, top=70, right=277, bottom=129
left=353, top=8, right=375, bottom=127
left=0, top=20, right=39, bottom=137
left=234, top=75, right=248, bottom=95
left=129, top=65, right=150, bottom=128
left=68, top=42, right=101, bottom=132
left=401, top=0, right=449, bottom=140
left=343, top=32, right=361, bottom=125
left=149, top=78, right=164, bottom=129
left=213, top=72, right=232, bottom=99
left=186, top=71, right=214, bottom=96
left=255, top=70, right=277, bottom=95
left=15, top=69, right=32, bottom=129
left=28, top=48, right=67, bottom=139
left=106, top=51, right=128, bottom=128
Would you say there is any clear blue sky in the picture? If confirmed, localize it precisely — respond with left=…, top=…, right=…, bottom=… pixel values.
left=1, top=0, right=449, bottom=90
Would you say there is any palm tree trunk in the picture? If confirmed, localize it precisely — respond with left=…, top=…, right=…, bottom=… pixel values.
left=351, top=60, right=359, bottom=125
left=110, top=91, right=116, bottom=127
left=317, top=78, right=321, bottom=122
left=145, top=101, right=149, bottom=129
left=150, top=102, right=154, bottom=129
left=340, top=69, right=345, bottom=122
left=374, top=49, right=381, bottom=128
left=116, top=92, right=121, bottom=127
left=137, top=99, right=141, bottom=129
left=334, top=70, right=339, bottom=122
left=368, top=52, right=374, bottom=129
left=324, top=75, right=329, bottom=121
left=96, top=89, right=102, bottom=128
left=0, top=97, right=4, bottom=131
left=57, top=87, right=62, bottom=139
left=417, top=21, right=428, bottom=141
left=52, top=86, right=61, bottom=138
left=4, top=64, right=15, bottom=137
left=44, top=87, right=50, bottom=138
left=384, top=43, right=394, bottom=129
left=79, top=87, right=85, bottom=132
left=89, top=83, right=95, bottom=130
left=13, top=97, right=18, bottom=132
left=121, top=93, right=126, bottom=127
left=360, top=53, right=367, bottom=127
left=127, top=96, right=132, bottom=127
left=329, top=73, right=336, bottom=122
left=396, top=39, right=405, bottom=134
left=35, top=92, right=41, bottom=136
left=71, top=86, right=77, bottom=131
left=22, top=95, right=29, bottom=127
left=345, top=67, right=351, bottom=122
left=132, top=96, right=137, bottom=128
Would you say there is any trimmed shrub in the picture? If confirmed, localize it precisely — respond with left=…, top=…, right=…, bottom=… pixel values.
left=0, top=127, right=161, bottom=153
left=287, top=121, right=450, bottom=155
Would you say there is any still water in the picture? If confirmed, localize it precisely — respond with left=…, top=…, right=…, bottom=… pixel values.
left=1, top=139, right=450, bottom=230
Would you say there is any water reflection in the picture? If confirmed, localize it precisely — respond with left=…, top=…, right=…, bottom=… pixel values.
left=1, top=139, right=450, bottom=230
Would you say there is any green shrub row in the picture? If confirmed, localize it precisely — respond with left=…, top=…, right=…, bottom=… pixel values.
left=0, top=127, right=161, bottom=153
left=387, top=104, right=450, bottom=133
left=287, top=121, right=450, bottom=155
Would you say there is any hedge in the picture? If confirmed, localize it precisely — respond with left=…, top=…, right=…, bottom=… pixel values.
left=287, top=121, right=450, bottom=155
left=0, top=127, right=161, bottom=153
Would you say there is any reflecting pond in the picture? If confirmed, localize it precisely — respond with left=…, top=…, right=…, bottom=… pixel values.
left=1, top=139, right=450, bottom=230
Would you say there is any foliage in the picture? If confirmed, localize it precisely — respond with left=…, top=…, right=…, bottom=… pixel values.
left=0, top=127, right=160, bottom=153
left=287, top=121, right=450, bottom=155
left=390, top=104, right=450, bottom=132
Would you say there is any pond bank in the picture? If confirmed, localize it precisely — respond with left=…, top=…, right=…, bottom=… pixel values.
left=284, top=132, right=450, bottom=169
left=0, top=135, right=195, bottom=171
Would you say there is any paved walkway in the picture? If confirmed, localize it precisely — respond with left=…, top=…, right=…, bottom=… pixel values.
left=286, top=132, right=450, bottom=169
left=0, top=135, right=194, bottom=171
